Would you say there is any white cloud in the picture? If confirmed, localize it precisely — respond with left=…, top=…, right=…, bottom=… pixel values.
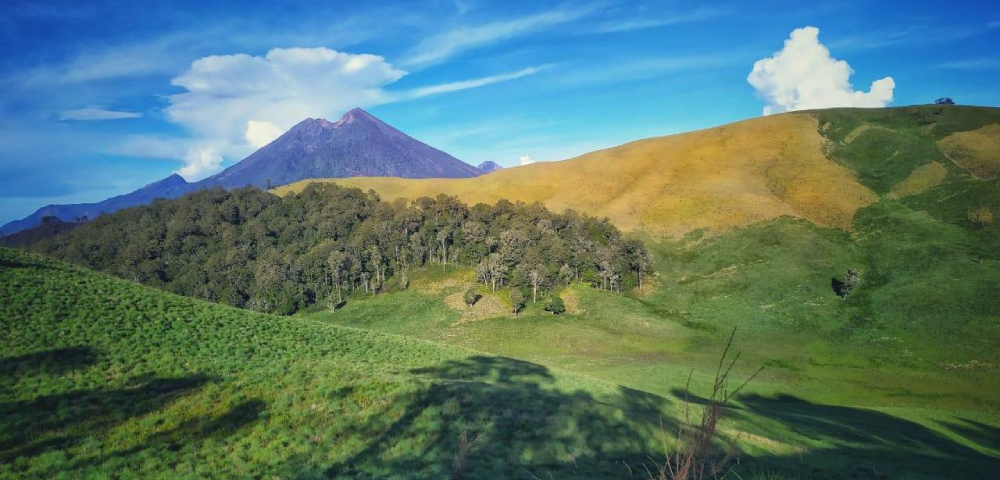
left=165, top=46, right=540, bottom=180
left=748, top=26, right=895, bottom=115
left=939, top=57, right=1000, bottom=71
left=404, top=5, right=597, bottom=68
left=106, top=135, right=187, bottom=159
left=405, top=66, right=542, bottom=98
left=177, top=145, right=224, bottom=179
left=59, top=106, right=141, bottom=121
left=245, top=120, right=283, bottom=148
left=519, top=155, right=534, bottom=166
left=593, top=7, right=727, bottom=33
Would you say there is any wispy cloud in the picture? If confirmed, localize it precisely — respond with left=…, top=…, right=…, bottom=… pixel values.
left=59, top=106, right=141, bottom=121
left=404, top=66, right=544, bottom=98
left=17, top=34, right=197, bottom=86
left=593, top=6, right=729, bottom=33
left=830, top=24, right=985, bottom=51
left=403, top=4, right=599, bottom=68
left=939, top=57, right=1000, bottom=71
left=551, top=53, right=741, bottom=87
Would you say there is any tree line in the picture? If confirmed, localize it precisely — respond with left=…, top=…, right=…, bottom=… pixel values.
left=31, top=183, right=651, bottom=315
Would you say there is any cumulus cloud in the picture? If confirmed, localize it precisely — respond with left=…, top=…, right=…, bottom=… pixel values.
left=519, top=155, right=534, bottom=166
left=177, top=145, right=224, bottom=180
left=163, top=46, right=541, bottom=180
left=747, top=26, right=895, bottom=115
left=244, top=120, right=284, bottom=148
left=59, top=106, right=141, bottom=121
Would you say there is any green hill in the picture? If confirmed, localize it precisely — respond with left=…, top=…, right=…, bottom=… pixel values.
left=1, top=247, right=673, bottom=479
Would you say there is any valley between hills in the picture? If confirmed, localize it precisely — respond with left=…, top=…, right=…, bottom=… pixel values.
left=3, top=105, right=1000, bottom=479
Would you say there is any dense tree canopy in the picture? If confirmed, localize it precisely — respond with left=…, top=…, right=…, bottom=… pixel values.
left=32, top=184, right=650, bottom=315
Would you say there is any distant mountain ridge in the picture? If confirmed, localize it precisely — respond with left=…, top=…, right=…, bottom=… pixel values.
left=477, top=161, right=504, bottom=173
left=1, top=108, right=480, bottom=236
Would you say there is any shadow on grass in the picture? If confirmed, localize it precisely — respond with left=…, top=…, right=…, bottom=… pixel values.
left=690, top=392, right=999, bottom=480
left=0, top=347, right=265, bottom=476
left=3, top=348, right=997, bottom=479
left=321, top=356, right=998, bottom=479
left=323, top=355, right=672, bottom=480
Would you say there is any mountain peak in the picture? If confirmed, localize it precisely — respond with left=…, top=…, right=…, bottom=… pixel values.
left=477, top=161, right=504, bottom=173
left=335, top=107, right=380, bottom=126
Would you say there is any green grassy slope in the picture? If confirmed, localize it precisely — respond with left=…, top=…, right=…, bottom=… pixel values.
left=1, top=247, right=679, bottom=480
left=313, top=242, right=1000, bottom=479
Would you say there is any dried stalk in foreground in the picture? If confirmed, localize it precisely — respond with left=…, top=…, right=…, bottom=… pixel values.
left=646, top=327, right=763, bottom=480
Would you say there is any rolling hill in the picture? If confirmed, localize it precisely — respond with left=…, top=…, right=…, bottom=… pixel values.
left=0, top=247, right=672, bottom=479
left=276, top=105, right=1000, bottom=238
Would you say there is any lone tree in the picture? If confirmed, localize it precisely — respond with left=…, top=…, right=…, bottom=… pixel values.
left=463, top=287, right=481, bottom=307
left=327, top=251, right=347, bottom=305
left=545, top=296, right=566, bottom=314
left=935, top=97, right=955, bottom=105
left=528, top=264, right=546, bottom=303
left=509, top=289, right=525, bottom=317
left=832, top=268, right=861, bottom=299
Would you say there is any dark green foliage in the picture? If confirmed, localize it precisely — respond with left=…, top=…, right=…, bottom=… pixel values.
left=509, top=289, right=525, bottom=317
left=544, top=296, right=566, bottom=314
left=831, top=268, right=861, bottom=299
left=30, top=184, right=649, bottom=315
left=463, top=287, right=481, bottom=306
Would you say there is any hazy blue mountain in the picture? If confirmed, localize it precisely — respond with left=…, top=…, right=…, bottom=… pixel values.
left=0, top=174, right=194, bottom=236
left=1, top=108, right=478, bottom=236
left=477, top=161, right=504, bottom=173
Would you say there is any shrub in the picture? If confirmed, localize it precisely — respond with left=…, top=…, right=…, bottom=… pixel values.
left=832, top=268, right=861, bottom=299
left=544, top=296, right=566, bottom=314
left=463, top=287, right=481, bottom=307
left=509, top=289, right=524, bottom=317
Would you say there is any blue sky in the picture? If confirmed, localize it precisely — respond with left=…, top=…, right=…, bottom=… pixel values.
left=1, top=0, right=998, bottom=224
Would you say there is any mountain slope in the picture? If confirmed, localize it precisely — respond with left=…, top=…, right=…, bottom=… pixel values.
left=277, top=106, right=1000, bottom=237
left=0, top=174, right=193, bottom=237
left=278, top=112, right=877, bottom=237
left=1, top=108, right=478, bottom=236
left=203, top=108, right=482, bottom=189
left=477, top=160, right=504, bottom=173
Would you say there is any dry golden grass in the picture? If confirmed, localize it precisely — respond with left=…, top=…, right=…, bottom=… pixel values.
left=888, top=161, right=948, bottom=198
left=444, top=291, right=507, bottom=324
left=938, top=123, right=1000, bottom=179
left=560, top=289, right=583, bottom=315
left=275, top=113, right=877, bottom=237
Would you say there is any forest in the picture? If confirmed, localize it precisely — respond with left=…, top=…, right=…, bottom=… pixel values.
left=31, top=184, right=651, bottom=315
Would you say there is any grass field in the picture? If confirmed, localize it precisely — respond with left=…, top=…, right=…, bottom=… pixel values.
left=1, top=247, right=680, bottom=479
left=307, top=206, right=1000, bottom=478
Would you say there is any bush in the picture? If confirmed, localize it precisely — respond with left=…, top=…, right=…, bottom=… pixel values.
left=832, top=268, right=861, bottom=299
left=509, top=289, right=525, bottom=317
left=544, top=296, right=566, bottom=314
left=463, top=287, right=481, bottom=307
